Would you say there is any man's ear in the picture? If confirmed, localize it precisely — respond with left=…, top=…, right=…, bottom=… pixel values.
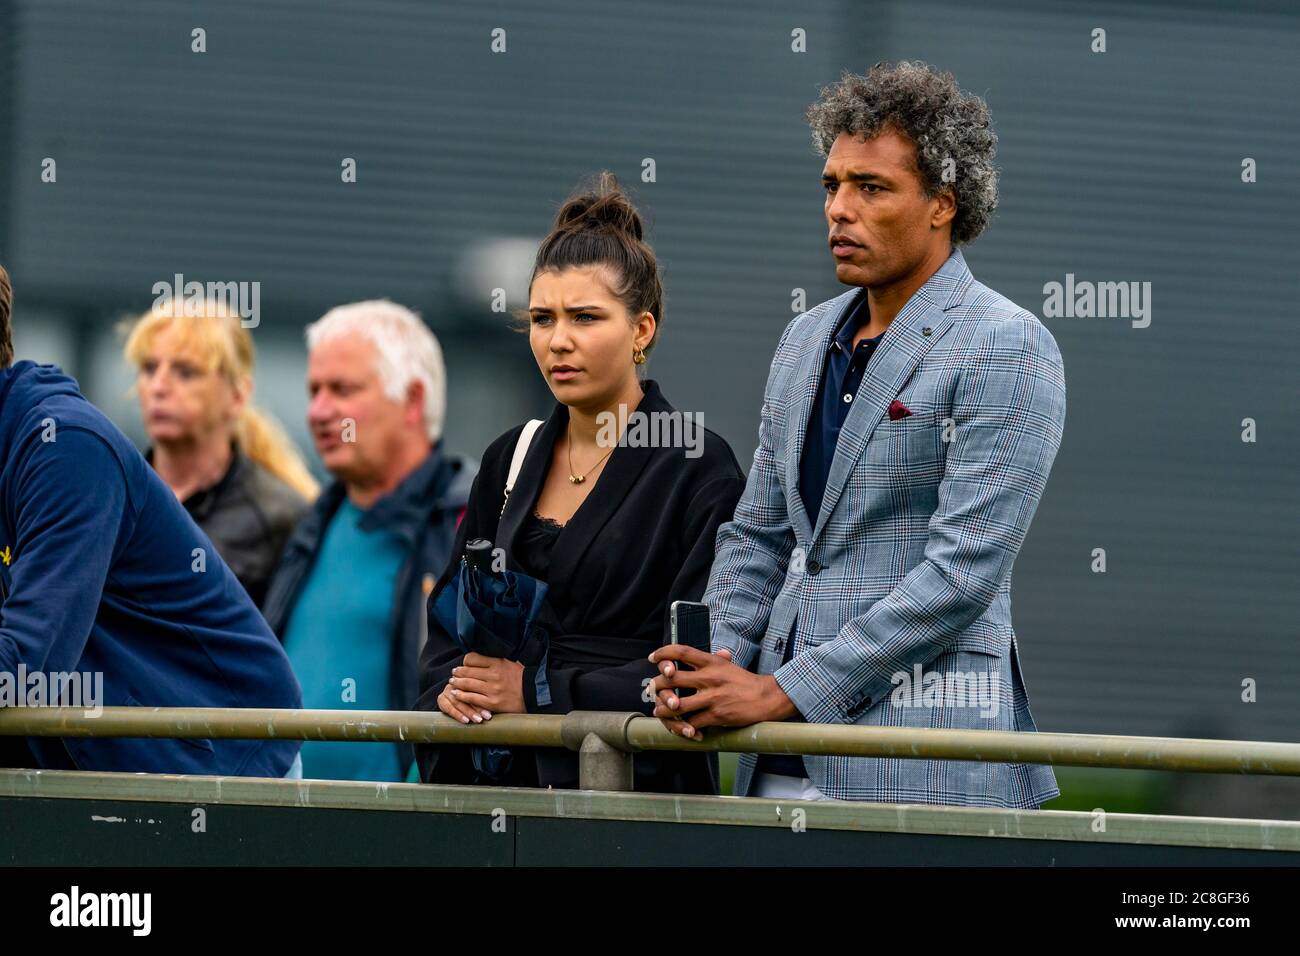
left=405, top=379, right=426, bottom=430
left=931, top=186, right=957, bottom=231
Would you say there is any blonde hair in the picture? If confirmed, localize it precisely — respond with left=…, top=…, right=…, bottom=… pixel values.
left=122, top=302, right=320, bottom=501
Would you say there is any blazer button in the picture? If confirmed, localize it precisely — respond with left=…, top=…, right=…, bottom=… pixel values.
left=847, top=697, right=871, bottom=718
left=806, top=560, right=823, bottom=575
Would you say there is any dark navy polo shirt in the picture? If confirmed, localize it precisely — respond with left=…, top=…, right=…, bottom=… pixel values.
left=799, top=290, right=885, bottom=525
left=759, top=288, right=884, bottom=780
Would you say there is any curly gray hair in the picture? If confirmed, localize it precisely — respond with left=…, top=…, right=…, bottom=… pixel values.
left=806, top=61, right=998, bottom=245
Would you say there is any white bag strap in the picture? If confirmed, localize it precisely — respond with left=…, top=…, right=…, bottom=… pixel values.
left=500, top=419, right=544, bottom=517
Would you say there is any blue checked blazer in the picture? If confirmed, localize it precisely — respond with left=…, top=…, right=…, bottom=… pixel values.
left=705, top=248, right=1065, bottom=808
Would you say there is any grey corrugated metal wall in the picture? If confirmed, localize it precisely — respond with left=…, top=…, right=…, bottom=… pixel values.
left=1, top=1, right=1296, bottom=779
left=882, top=0, right=1300, bottom=761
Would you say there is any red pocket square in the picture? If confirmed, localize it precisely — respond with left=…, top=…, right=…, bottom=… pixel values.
left=888, top=399, right=913, bottom=421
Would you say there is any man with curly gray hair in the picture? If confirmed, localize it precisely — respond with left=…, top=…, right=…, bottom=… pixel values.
left=651, top=61, right=1067, bottom=809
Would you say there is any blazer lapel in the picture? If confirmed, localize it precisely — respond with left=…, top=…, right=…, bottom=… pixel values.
left=810, top=248, right=974, bottom=543
left=784, top=290, right=860, bottom=545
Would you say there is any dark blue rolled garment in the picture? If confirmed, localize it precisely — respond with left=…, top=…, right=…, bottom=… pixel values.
left=429, top=556, right=553, bottom=782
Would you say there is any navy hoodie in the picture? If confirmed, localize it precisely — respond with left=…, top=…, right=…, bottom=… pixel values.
left=0, top=361, right=301, bottom=775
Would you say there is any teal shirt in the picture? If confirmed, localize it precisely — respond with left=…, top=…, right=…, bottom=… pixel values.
left=283, top=498, right=408, bottom=781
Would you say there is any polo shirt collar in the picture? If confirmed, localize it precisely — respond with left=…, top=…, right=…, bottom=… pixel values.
left=829, top=288, right=883, bottom=354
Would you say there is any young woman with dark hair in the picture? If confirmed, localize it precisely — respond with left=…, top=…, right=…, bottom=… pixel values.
left=415, top=173, right=745, bottom=794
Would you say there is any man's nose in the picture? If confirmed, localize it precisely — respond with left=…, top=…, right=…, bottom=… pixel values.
left=307, top=391, right=333, bottom=422
left=827, top=187, right=856, bottom=223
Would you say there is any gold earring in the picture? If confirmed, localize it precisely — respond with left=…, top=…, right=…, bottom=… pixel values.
left=633, top=347, right=646, bottom=365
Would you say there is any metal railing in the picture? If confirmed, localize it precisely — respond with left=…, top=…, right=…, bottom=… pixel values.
left=4, top=706, right=1300, bottom=792
left=8, top=706, right=1300, bottom=863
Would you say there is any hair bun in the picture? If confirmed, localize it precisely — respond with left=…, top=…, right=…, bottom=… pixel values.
left=553, top=171, right=644, bottom=241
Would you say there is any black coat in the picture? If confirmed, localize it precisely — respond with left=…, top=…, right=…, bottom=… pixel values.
left=146, top=444, right=309, bottom=609
left=415, top=379, right=745, bottom=793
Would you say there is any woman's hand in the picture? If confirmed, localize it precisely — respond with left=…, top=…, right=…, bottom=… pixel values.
left=437, top=682, right=491, bottom=724
left=447, top=652, right=526, bottom=715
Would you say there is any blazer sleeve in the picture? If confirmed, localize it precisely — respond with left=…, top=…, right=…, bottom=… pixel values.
left=774, top=316, right=1067, bottom=725
left=701, top=318, right=802, bottom=671
left=520, top=472, right=746, bottom=715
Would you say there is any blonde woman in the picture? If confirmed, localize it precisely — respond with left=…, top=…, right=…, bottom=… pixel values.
left=123, top=303, right=318, bottom=608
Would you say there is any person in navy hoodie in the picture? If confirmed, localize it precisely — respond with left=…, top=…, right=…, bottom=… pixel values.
left=0, top=263, right=302, bottom=776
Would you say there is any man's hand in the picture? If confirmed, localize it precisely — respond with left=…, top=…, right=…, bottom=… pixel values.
left=446, top=652, right=526, bottom=716
left=647, top=645, right=797, bottom=738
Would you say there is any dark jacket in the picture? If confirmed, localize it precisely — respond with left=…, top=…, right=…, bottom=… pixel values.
left=146, top=445, right=310, bottom=609
left=262, top=441, right=476, bottom=771
left=415, top=378, right=746, bottom=794
left=0, top=361, right=302, bottom=776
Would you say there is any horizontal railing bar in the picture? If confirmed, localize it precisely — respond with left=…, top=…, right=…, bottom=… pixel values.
left=0, top=707, right=567, bottom=749
left=3, top=707, right=1300, bottom=776
left=630, top=722, right=1300, bottom=775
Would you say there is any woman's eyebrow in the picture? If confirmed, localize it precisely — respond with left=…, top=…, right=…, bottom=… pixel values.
left=529, top=305, right=605, bottom=314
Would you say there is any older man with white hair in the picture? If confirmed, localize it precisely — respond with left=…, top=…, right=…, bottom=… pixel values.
left=264, top=300, right=476, bottom=781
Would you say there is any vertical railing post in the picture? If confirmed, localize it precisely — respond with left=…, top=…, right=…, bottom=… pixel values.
left=562, top=712, right=640, bottom=792
left=578, top=732, right=634, bottom=791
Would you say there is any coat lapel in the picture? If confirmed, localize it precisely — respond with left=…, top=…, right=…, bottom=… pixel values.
left=495, top=406, right=563, bottom=569
left=496, top=379, right=666, bottom=601
left=805, top=248, right=975, bottom=544
left=784, top=289, right=859, bottom=545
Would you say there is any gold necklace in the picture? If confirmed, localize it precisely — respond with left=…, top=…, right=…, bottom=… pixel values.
left=566, top=422, right=614, bottom=484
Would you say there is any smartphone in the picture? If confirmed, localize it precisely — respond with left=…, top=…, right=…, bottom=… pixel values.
left=669, top=600, right=712, bottom=653
left=668, top=600, right=711, bottom=701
